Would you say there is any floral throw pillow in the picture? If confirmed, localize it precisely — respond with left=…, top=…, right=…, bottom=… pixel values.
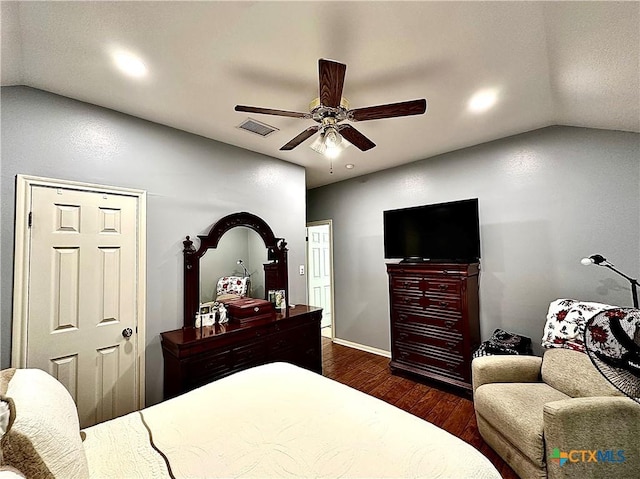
left=216, top=276, right=249, bottom=296
left=541, top=299, right=618, bottom=352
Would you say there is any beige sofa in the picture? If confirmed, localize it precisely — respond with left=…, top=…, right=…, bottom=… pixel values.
left=473, top=348, right=640, bottom=479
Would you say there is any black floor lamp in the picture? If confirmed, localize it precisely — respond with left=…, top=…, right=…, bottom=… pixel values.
left=581, top=254, right=639, bottom=308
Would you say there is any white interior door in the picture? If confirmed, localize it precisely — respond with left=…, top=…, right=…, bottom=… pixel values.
left=307, top=223, right=333, bottom=335
left=13, top=178, right=145, bottom=428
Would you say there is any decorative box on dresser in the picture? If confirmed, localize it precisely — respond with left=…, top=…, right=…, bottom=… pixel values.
left=387, top=262, right=480, bottom=392
left=161, top=305, right=322, bottom=400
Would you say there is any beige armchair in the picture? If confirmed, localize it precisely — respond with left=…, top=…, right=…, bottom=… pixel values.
left=472, top=348, right=640, bottom=479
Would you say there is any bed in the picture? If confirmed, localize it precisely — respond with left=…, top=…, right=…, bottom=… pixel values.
left=1, top=362, right=500, bottom=478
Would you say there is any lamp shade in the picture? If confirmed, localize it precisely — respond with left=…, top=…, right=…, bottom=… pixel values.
left=581, top=254, right=607, bottom=265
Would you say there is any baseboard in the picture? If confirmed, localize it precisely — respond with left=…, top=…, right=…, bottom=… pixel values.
left=332, top=338, right=391, bottom=358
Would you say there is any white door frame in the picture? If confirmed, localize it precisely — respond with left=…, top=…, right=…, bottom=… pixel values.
left=306, top=219, right=335, bottom=340
left=12, top=174, right=147, bottom=409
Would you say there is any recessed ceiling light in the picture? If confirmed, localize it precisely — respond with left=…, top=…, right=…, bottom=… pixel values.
left=468, top=89, right=498, bottom=113
left=345, top=164, right=355, bottom=169
left=112, top=50, right=147, bottom=78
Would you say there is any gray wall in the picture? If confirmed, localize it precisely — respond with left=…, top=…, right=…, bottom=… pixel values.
left=1, top=86, right=307, bottom=406
left=307, top=126, right=640, bottom=354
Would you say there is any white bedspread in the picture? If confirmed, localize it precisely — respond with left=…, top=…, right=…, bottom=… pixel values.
left=83, top=362, right=500, bottom=478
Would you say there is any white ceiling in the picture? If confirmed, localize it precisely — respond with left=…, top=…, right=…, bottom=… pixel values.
left=2, top=1, right=639, bottom=188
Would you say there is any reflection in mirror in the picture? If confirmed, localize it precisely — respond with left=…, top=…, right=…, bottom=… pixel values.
left=199, top=227, right=269, bottom=303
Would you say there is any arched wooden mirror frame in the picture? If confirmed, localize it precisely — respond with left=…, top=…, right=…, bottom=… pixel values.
left=183, top=212, right=288, bottom=328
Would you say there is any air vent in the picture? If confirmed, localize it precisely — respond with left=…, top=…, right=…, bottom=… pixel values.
left=237, top=118, right=279, bottom=137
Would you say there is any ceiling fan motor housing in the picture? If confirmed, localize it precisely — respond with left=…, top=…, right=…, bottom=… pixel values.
left=309, top=97, right=350, bottom=124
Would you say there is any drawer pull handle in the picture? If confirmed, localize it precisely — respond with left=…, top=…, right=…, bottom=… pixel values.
left=400, top=352, right=409, bottom=359
left=398, top=314, right=407, bottom=322
left=447, top=341, right=457, bottom=349
left=399, top=333, right=409, bottom=340
left=439, top=301, right=448, bottom=308
left=438, top=284, right=447, bottom=290
left=445, top=321, right=455, bottom=328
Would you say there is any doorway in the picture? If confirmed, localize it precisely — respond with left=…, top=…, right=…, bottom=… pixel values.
left=306, top=220, right=334, bottom=339
left=12, top=175, right=146, bottom=427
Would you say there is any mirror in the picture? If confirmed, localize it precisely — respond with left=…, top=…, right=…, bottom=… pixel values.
left=199, top=227, right=268, bottom=302
left=183, top=212, right=288, bottom=328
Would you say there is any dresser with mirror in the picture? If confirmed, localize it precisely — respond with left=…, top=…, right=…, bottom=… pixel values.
left=161, top=212, right=322, bottom=399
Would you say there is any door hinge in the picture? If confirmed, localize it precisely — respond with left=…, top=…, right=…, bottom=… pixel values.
left=28, top=212, right=33, bottom=228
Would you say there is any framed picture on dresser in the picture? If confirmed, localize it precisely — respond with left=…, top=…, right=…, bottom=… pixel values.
left=269, top=289, right=286, bottom=310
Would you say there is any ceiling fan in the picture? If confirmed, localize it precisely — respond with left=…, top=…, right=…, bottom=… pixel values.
left=235, top=59, right=427, bottom=158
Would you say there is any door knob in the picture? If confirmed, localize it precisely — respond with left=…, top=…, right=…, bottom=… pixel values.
left=122, top=328, right=133, bottom=339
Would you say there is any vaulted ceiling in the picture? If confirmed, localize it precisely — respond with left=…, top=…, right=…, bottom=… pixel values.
left=2, top=1, right=638, bottom=188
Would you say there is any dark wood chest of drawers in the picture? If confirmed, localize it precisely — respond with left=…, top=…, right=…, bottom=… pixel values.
left=387, top=263, right=480, bottom=391
left=161, top=305, right=322, bottom=399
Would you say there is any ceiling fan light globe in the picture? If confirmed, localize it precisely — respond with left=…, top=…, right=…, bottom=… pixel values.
left=309, top=133, right=326, bottom=155
left=324, top=128, right=341, bottom=148
left=325, top=135, right=350, bottom=159
left=324, top=147, right=342, bottom=160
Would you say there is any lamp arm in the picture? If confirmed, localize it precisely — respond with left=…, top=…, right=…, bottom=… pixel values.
left=603, top=264, right=639, bottom=308
left=603, top=263, right=639, bottom=285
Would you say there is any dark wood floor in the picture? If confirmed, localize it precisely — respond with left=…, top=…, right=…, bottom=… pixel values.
left=321, top=338, right=519, bottom=479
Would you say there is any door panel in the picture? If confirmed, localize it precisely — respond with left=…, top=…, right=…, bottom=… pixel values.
left=307, top=224, right=332, bottom=330
left=27, top=185, right=138, bottom=427
left=50, top=354, right=79, bottom=402
left=96, top=345, right=120, bottom=425
left=52, top=247, right=80, bottom=330
left=99, top=247, right=121, bottom=323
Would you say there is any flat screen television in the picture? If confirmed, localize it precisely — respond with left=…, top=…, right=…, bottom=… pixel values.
left=383, top=198, right=480, bottom=262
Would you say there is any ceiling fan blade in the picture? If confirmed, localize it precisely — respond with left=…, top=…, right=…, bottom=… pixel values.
left=319, top=59, right=347, bottom=108
left=338, top=125, right=376, bottom=151
left=280, top=126, right=320, bottom=151
left=235, top=105, right=309, bottom=119
left=348, top=99, right=427, bottom=121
